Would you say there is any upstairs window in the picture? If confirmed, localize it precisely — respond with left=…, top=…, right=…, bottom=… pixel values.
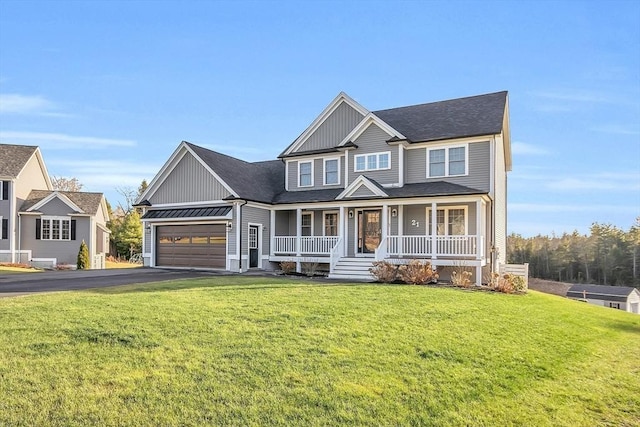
left=324, top=158, right=339, bottom=185
left=428, top=145, right=467, bottom=177
left=298, top=161, right=313, bottom=187
left=354, top=152, right=391, bottom=172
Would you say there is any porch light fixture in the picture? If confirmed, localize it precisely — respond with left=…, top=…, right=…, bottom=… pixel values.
left=391, top=209, right=397, bottom=217
left=145, top=224, right=151, bottom=230
left=227, top=221, right=233, bottom=231
left=348, top=210, right=354, bottom=219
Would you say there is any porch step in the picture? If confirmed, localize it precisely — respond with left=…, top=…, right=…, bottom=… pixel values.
left=328, top=257, right=375, bottom=282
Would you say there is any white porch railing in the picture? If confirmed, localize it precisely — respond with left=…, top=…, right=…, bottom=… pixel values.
left=329, top=237, right=344, bottom=271
left=273, top=236, right=340, bottom=255
left=386, top=235, right=481, bottom=258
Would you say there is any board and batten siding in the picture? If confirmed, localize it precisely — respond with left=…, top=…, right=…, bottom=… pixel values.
left=149, top=152, right=232, bottom=204
left=348, top=124, right=399, bottom=186
left=405, top=141, right=490, bottom=192
left=296, top=102, right=365, bottom=153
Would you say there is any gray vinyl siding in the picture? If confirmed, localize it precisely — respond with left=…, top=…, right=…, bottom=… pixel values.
left=404, top=203, right=477, bottom=235
left=405, top=141, right=490, bottom=192
left=494, top=137, right=507, bottom=263
left=347, top=214, right=355, bottom=257
left=144, top=227, right=152, bottom=253
left=41, top=197, right=77, bottom=216
left=296, top=102, right=365, bottom=153
left=149, top=152, right=232, bottom=204
left=274, top=211, right=290, bottom=235
left=20, top=215, right=92, bottom=265
left=348, top=124, right=398, bottom=186
left=389, top=205, right=399, bottom=235
left=351, top=185, right=377, bottom=198
left=243, top=206, right=270, bottom=256
left=287, top=156, right=344, bottom=191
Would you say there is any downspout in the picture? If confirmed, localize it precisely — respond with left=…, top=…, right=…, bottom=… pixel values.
left=17, top=212, right=21, bottom=262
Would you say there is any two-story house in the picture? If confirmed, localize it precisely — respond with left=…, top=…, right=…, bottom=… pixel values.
left=136, top=91, right=511, bottom=283
left=0, top=144, right=110, bottom=268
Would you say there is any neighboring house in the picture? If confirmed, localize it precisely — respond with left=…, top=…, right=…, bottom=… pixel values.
left=136, top=91, right=511, bottom=283
left=567, top=284, right=640, bottom=314
left=0, top=144, right=110, bottom=268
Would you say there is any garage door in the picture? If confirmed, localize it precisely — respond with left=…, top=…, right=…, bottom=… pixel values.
left=156, top=224, right=226, bottom=268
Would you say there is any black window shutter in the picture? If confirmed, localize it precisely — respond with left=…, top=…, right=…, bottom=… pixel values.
left=36, top=219, right=41, bottom=240
left=1, top=181, right=8, bottom=200
left=1, top=219, right=7, bottom=240
left=71, top=220, right=76, bottom=240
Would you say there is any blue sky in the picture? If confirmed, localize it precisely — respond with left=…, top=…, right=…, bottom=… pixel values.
left=1, top=0, right=638, bottom=237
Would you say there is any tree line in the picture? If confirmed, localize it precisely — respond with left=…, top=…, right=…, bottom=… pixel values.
left=507, top=218, right=640, bottom=286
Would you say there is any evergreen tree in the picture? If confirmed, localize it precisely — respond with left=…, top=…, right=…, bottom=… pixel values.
left=77, top=240, right=90, bottom=270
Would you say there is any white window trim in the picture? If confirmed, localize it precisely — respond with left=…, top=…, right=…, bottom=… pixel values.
left=0, top=215, right=3, bottom=239
left=0, top=181, right=4, bottom=201
left=426, top=144, right=469, bottom=178
left=426, top=206, right=469, bottom=236
left=323, top=211, right=339, bottom=236
left=298, top=161, right=314, bottom=188
left=354, top=151, right=391, bottom=172
left=301, top=211, right=314, bottom=236
left=41, top=216, right=72, bottom=241
left=323, top=157, right=341, bottom=186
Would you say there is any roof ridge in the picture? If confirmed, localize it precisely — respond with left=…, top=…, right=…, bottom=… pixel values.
left=183, top=140, right=253, bottom=165
left=373, top=91, right=508, bottom=113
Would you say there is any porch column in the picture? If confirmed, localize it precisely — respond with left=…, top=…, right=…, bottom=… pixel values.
left=339, top=206, right=345, bottom=245
left=381, top=204, right=388, bottom=238
left=296, top=208, right=302, bottom=273
left=270, top=210, right=275, bottom=256
left=476, top=199, right=483, bottom=260
left=431, top=202, right=438, bottom=259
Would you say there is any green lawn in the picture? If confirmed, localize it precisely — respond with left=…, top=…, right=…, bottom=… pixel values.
left=1, top=277, right=638, bottom=426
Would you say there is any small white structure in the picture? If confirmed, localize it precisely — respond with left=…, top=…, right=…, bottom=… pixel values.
left=566, top=284, right=640, bottom=314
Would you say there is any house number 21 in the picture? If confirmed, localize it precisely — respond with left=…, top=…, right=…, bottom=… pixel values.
left=411, top=220, right=420, bottom=227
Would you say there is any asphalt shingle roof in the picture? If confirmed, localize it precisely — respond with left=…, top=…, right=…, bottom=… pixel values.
left=0, top=144, right=38, bottom=178
left=373, top=91, right=508, bottom=143
left=566, top=284, right=639, bottom=302
left=20, top=190, right=104, bottom=215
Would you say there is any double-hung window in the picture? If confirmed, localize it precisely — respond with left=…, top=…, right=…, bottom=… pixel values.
left=354, top=152, right=391, bottom=172
left=324, top=212, right=338, bottom=236
left=324, top=158, right=339, bottom=185
left=301, top=213, right=312, bottom=236
left=40, top=217, right=72, bottom=241
left=427, top=207, right=467, bottom=236
left=298, top=161, right=313, bottom=187
left=428, top=145, right=467, bottom=177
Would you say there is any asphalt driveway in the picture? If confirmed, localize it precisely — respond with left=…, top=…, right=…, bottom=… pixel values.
left=0, top=268, right=220, bottom=298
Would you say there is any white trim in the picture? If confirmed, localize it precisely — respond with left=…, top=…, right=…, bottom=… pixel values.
left=426, top=144, right=469, bottom=178
left=0, top=181, right=4, bottom=201
left=137, top=142, right=239, bottom=204
left=285, top=160, right=290, bottom=191
left=15, top=148, right=53, bottom=190
left=283, top=92, right=370, bottom=156
left=336, top=175, right=388, bottom=199
left=338, top=114, right=404, bottom=146
left=323, top=157, right=341, bottom=186
left=354, top=151, right=391, bottom=172
left=298, top=160, right=314, bottom=188
left=426, top=205, right=469, bottom=236
left=247, top=222, right=262, bottom=268
left=404, top=134, right=495, bottom=149
left=398, top=145, right=404, bottom=187
left=0, top=215, right=3, bottom=240
left=27, top=191, right=84, bottom=213
left=322, top=211, right=339, bottom=236
left=271, top=194, right=488, bottom=211
left=39, top=216, right=73, bottom=241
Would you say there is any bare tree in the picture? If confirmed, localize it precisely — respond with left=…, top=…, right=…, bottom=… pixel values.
left=50, top=176, right=83, bottom=192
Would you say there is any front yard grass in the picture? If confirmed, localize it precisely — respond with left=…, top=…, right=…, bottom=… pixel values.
left=0, top=276, right=638, bottom=426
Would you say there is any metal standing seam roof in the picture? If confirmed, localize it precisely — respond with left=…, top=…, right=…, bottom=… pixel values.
left=142, top=206, right=232, bottom=219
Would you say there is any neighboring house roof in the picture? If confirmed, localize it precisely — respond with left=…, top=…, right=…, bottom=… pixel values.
left=566, top=284, right=640, bottom=302
left=0, top=144, right=38, bottom=178
left=185, top=142, right=285, bottom=204
left=20, top=190, right=105, bottom=215
left=373, top=91, right=508, bottom=143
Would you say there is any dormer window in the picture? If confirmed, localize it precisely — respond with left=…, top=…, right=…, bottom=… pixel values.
left=298, top=161, right=313, bottom=187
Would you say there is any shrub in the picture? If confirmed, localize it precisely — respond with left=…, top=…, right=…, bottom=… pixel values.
left=301, top=261, right=319, bottom=277
left=397, top=260, right=438, bottom=285
left=77, top=240, right=90, bottom=270
left=279, top=261, right=296, bottom=274
left=491, top=273, right=527, bottom=294
left=451, top=270, right=473, bottom=288
left=370, top=261, right=399, bottom=283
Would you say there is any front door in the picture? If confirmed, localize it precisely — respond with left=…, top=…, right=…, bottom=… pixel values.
left=358, top=210, right=381, bottom=254
left=249, top=225, right=259, bottom=268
